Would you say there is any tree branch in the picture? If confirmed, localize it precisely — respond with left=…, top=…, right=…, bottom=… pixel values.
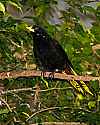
left=1, top=87, right=72, bottom=95
left=26, top=106, right=91, bottom=121
left=0, top=70, right=99, bottom=82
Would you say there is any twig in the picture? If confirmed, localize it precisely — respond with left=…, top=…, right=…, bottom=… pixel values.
left=1, top=87, right=72, bottom=95
left=10, top=39, right=22, bottom=48
left=30, top=122, right=87, bottom=125
left=92, top=44, right=100, bottom=59
left=21, top=7, right=33, bottom=18
left=0, top=97, right=12, bottom=112
left=26, top=106, right=91, bottom=121
left=87, top=0, right=100, bottom=3
left=0, top=70, right=99, bottom=81
left=7, top=91, right=22, bottom=101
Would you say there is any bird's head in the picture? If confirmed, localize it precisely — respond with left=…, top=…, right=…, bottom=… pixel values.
left=26, top=25, right=48, bottom=39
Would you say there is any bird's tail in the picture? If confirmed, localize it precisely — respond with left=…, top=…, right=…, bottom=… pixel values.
left=65, top=68, right=93, bottom=95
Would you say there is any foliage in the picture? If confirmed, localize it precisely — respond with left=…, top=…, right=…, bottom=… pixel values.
left=0, top=0, right=100, bottom=125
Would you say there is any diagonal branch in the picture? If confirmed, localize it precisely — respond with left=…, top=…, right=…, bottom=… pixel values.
left=0, top=70, right=99, bottom=82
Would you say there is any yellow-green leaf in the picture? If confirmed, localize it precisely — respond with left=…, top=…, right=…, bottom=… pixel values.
left=41, top=76, right=49, bottom=88
left=0, top=2, right=5, bottom=14
left=88, top=101, right=96, bottom=109
left=77, top=94, right=84, bottom=100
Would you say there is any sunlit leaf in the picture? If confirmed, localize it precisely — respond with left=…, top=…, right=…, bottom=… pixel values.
left=88, top=101, right=96, bottom=109
left=0, top=108, right=9, bottom=114
left=41, top=76, right=49, bottom=88
left=0, top=2, right=5, bottom=14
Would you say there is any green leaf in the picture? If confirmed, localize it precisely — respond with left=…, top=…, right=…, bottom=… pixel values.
left=0, top=2, right=5, bottom=14
left=96, top=2, right=100, bottom=8
left=15, top=23, right=28, bottom=32
left=0, top=108, right=9, bottom=114
left=77, top=93, right=84, bottom=100
left=91, top=23, right=100, bottom=41
left=98, top=95, right=100, bottom=101
left=96, top=6, right=100, bottom=20
left=74, top=23, right=86, bottom=37
left=88, top=101, right=96, bottom=109
left=90, top=80, right=99, bottom=93
left=82, top=6, right=96, bottom=14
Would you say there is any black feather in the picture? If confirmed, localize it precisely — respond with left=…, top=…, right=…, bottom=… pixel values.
left=31, top=25, right=73, bottom=73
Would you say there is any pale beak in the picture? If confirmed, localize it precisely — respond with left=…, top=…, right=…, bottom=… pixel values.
left=26, top=26, right=35, bottom=32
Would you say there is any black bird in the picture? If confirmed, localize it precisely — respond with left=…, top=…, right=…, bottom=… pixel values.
left=27, top=25, right=93, bottom=95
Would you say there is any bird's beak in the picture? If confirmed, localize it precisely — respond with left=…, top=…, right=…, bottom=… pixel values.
left=26, top=26, right=35, bottom=32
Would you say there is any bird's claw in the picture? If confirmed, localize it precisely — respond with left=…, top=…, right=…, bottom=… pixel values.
left=48, top=72, right=55, bottom=80
left=41, top=71, right=46, bottom=78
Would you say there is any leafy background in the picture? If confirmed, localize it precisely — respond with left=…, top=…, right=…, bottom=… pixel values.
left=0, top=0, right=100, bottom=124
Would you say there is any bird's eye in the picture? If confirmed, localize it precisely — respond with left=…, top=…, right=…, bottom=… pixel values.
left=36, top=33, right=39, bottom=36
left=34, top=27, right=39, bottom=30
